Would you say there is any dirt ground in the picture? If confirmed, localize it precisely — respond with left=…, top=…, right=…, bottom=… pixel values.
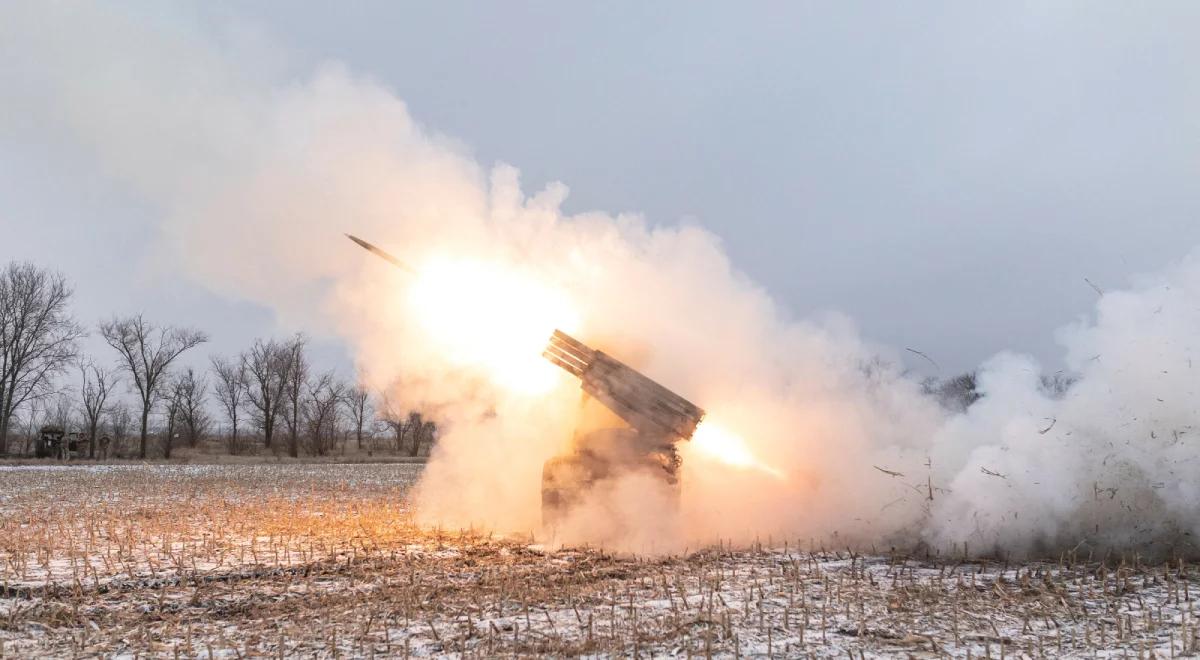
left=2, top=464, right=1198, bottom=658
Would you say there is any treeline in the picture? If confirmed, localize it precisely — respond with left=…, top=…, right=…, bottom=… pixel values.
left=0, top=262, right=434, bottom=460
left=922, top=370, right=1076, bottom=413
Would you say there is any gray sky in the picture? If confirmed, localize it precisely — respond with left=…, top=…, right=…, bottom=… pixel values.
left=2, top=2, right=1199, bottom=377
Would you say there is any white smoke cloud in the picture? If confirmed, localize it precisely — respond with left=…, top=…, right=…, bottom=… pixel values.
left=925, top=255, right=1200, bottom=557
left=4, top=4, right=1200, bottom=557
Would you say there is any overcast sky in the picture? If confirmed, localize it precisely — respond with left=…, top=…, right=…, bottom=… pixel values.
left=2, top=2, right=1199, bottom=377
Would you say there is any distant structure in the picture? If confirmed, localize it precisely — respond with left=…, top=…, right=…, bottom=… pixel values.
left=36, top=425, right=64, bottom=458
left=35, top=425, right=88, bottom=460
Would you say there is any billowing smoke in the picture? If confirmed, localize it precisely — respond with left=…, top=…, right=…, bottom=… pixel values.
left=4, top=5, right=1199, bottom=557
left=924, top=255, right=1200, bottom=557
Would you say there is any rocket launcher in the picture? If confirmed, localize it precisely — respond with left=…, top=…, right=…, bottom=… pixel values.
left=543, top=330, right=705, bottom=443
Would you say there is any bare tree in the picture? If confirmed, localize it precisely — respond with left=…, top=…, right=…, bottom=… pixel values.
left=281, top=334, right=308, bottom=458
left=99, top=315, right=208, bottom=458
left=161, top=375, right=185, bottom=459
left=303, top=371, right=344, bottom=456
left=78, top=359, right=118, bottom=459
left=0, top=263, right=84, bottom=454
left=17, top=398, right=43, bottom=456
left=369, top=419, right=391, bottom=455
left=377, top=393, right=437, bottom=457
left=1040, top=372, right=1076, bottom=398
left=210, top=355, right=246, bottom=454
left=105, top=403, right=132, bottom=458
left=404, top=411, right=436, bottom=457
left=44, top=392, right=77, bottom=459
left=344, top=386, right=372, bottom=451
left=927, top=371, right=982, bottom=413
left=175, top=367, right=209, bottom=448
left=242, top=338, right=291, bottom=450
left=377, top=391, right=406, bottom=455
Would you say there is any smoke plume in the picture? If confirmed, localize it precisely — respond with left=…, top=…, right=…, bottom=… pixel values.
left=4, top=5, right=1200, bottom=557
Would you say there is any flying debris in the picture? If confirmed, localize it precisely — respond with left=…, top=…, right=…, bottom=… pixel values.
left=345, top=234, right=416, bottom=274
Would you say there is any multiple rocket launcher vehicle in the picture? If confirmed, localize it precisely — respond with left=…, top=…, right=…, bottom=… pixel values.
left=347, top=235, right=706, bottom=524
left=540, top=329, right=705, bottom=523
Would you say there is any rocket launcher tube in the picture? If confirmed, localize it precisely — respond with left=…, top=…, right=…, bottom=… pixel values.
left=544, top=330, right=705, bottom=442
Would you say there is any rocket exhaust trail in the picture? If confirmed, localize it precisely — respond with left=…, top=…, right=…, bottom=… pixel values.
left=345, top=234, right=416, bottom=274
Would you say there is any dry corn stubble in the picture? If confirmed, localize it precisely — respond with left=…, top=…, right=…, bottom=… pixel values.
left=2, top=464, right=1199, bottom=657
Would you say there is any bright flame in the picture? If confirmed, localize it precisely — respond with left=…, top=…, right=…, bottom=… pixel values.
left=690, top=421, right=785, bottom=479
left=408, top=255, right=579, bottom=395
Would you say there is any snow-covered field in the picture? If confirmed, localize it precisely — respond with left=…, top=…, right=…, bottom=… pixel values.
left=2, top=464, right=1198, bottom=657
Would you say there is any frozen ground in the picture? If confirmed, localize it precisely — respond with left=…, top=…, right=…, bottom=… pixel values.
left=2, top=464, right=1198, bottom=657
